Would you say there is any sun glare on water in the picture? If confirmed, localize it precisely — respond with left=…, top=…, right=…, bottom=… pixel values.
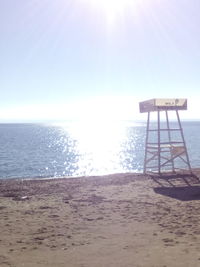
left=62, top=120, right=128, bottom=176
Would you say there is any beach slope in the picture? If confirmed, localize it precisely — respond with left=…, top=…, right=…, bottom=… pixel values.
left=1, top=171, right=200, bottom=267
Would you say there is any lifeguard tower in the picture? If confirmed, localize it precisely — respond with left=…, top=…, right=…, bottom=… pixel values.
left=139, top=98, right=192, bottom=174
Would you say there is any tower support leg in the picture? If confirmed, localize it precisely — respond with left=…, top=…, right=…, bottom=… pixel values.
left=176, top=110, right=192, bottom=173
left=166, top=110, right=175, bottom=173
left=157, top=111, right=161, bottom=174
left=144, top=112, right=150, bottom=174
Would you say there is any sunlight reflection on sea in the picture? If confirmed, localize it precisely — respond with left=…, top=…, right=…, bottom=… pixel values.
left=57, top=120, right=146, bottom=177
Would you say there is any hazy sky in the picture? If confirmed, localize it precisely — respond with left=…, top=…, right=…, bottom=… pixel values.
left=1, top=0, right=200, bottom=121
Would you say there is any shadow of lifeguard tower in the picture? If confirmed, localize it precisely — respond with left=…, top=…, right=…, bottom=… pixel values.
left=139, top=98, right=192, bottom=175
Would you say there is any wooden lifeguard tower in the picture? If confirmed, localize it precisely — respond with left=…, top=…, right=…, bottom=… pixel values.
left=139, top=98, right=192, bottom=174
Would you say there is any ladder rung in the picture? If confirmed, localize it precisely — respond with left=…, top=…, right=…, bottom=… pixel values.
left=147, top=151, right=171, bottom=153
left=146, top=165, right=173, bottom=169
left=147, top=142, right=184, bottom=145
left=147, top=164, right=179, bottom=170
left=148, top=128, right=181, bottom=131
left=146, top=166, right=161, bottom=169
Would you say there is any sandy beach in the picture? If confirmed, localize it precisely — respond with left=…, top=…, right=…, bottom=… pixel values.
left=1, top=170, right=200, bottom=267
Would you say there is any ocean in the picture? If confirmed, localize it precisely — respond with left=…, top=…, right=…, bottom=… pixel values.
left=0, top=121, right=199, bottom=179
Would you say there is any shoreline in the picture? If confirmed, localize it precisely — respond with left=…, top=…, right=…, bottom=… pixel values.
left=0, top=170, right=144, bottom=182
left=1, top=166, right=199, bottom=182
left=1, top=171, right=200, bottom=266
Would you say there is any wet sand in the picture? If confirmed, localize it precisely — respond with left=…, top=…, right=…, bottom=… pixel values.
left=1, top=170, right=200, bottom=267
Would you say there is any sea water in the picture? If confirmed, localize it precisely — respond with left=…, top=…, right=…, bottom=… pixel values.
left=0, top=121, right=199, bottom=179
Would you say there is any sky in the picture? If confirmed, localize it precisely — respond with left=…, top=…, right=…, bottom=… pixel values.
left=1, top=0, right=200, bottom=122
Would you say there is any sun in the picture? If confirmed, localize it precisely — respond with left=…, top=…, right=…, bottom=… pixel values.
left=90, top=0, right=129, bottom=12
left=80, top=0, right=139, bottom=26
